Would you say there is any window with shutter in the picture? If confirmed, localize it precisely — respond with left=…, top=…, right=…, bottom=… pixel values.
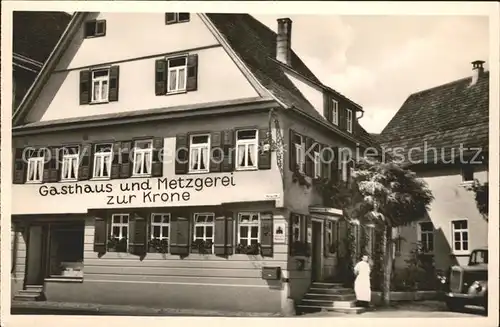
left=236, top=212, right=260, bottom=255
left=59, top=145, right=80, bottom=181
left=84, top=20, right=106, bottom=38
left=150, top=213, right=171, bottom=253
left=166, top=56, right=188, bottom=94
left=109, top=214, right=129, bottom=252
left=90, top=68, right=110, bottom=104
left=258, top=128, right=272, bottom=170
left=304, top=137, right=314, bottom=177
left=235, top=129, right=258, bottom=170
left=175, top=134, right=189, bottom=174
left=290, top=130, right=305, bottom=173
left=152, top=137, right=164, bottom=177
left=13, top=148, right=27, bottom=184
left=346, top=109, right=353, bottom=133
left=128, top=213, right=148, bottom=255
left=192, top=213, right=215, bottom=254
left=25, top=148, right=45, bottom=183
left=93, top=143, right=113, bottom=179
left=132, top=140, right=153, bottom=177
left=110, top=142, right=122, bottom=179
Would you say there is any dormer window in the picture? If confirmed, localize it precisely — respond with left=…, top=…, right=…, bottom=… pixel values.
left=84, top=20, right=106, bottom=38
left=346, top=108, right=353, bottom=133
left=331, top=99, right=339, bottom=125
left=165, top=13, right=190, bottom=25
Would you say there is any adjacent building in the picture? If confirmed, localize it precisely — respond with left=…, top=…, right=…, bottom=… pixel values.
left=11, top=12, right=377, bottom=313
left=380, top=61, right=489, bottom=272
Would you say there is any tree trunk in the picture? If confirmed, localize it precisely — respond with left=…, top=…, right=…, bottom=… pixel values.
left=382, top=224, right=393, bottom=306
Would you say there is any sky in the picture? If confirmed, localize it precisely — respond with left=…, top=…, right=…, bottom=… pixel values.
left=254, top=14, right=490, bottom=134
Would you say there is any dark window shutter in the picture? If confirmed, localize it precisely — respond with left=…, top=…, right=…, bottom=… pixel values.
left=13, top=148, right=27, bottom=184
left=175, top=134, right=189, bottom=174
left=152, top=137, right=164, bottom=177
left=165, top=13, right=176, bottom=24
left=94, top=216, right=107, bottom=253
left=289, top=129, right=297, bottom=171
left=221, top=129, right=235, bottom=172
left=214, top=214, right=227, bottom=256
left=304, top=137, right=314, bottom=177
left=330, top=146, right=339, bottom=183
left=186, top=54, right=198, bottom=92
left=170, top=215, right=190, bottom=255
left=49, top=147, right=61, bottom=182
left=321, top=144, right=331, bottom=179
left=155, top=59, right=167, bottom=96
left=128, top=213, right=148, bottom=255
left=225, top=212, right=234, bottom=255
left=79, top=70, right=91, bottom=105
left=210, top=131, right=222, bottom=173
left=108, top=66, right=120, bottom=102
left=78, top=143, right=92, bottom=181
left=260, top=212, right=273, bottom=257
left=339, top=108, right=346, bottom=130
left=323, top=93, right=332, bottom=122
left=120, top=141, right=132, bottom=178
left=258, top=128, right=272, bottom=170
left=110, top=142, right=122, bottom=179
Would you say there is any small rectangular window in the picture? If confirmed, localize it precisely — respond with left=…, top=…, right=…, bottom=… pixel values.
left=93, top=143, right=113, bottom=179
left=235, top=129, right=258, bottom=170
left=84, top=20, right=106, bottom=38
left=132, top=140, right=153, bottom=177
left=192, top=213, right=215, bottom=253
left=109, top=214, right=129, bottom=253
left=237, top=212, right=260, bottom=247
left=331, top=100, right=338, bottom=125
left=91, top=68, right=110, bottom=103
left=189, top=134, right=210, bottom=173
left=451, top=219, right=469, bottom=254
left=418, top=222, right=434, bottom=253
left=165, top=13, right=190, bottom=25
left=26, top=148, right=45, bottom=183
left=346, top=108, right=353, bottom=133
left=61, top=146, right=80, bottom=181
left=167, top=56, right=188, bottom=93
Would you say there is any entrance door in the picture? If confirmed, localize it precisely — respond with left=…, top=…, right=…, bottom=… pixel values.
left=25, top=225, right=48, bottom=285
left=311, top=221, right=323, bottom=281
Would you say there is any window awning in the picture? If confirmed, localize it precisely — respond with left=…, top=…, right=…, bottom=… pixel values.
left=309, top=206, right=343, bottom=222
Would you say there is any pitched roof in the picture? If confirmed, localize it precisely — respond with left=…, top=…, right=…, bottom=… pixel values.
left=379, top=71, right=489, bottom=165
left=13, top=13, right=378, bottom=148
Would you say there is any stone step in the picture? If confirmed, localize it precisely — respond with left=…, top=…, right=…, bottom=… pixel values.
left=19, top=289, right=44, bottom=295
left=25, top=285, right=44, bottom=291
left=303, top=292, right=357, bottom=301
left=13, top=293, right=44, bottom=301
left=300, top=298, right=357, bottom=308
left=310, top=282, right=345, bottom=289
left=296, top=304, right=366, bottom=315
left=308, top=287, right=355, bottom=295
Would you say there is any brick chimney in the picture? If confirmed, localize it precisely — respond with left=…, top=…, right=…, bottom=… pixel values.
left=470, top=60, right=485, bottom=86
left=276, top=18, right=292, bottom=66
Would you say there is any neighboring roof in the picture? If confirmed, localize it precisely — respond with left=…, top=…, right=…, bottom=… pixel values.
left=13, top=11, right=71, bottom=64
left=13, top=12, right=378, bottom=148
left=379, top=71, right=489, bottom=165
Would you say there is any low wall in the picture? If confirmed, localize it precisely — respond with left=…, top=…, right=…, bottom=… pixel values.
left=371, top=291, right=438, bottom=305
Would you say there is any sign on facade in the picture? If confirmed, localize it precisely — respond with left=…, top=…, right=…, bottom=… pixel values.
left=273, top=221, right=286, bottom=243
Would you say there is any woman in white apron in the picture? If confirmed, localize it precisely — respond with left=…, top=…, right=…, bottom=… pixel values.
left=354, top=254, right=371, bottom=308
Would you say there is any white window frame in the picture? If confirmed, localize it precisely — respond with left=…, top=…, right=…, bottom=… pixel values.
left=132, top=140, right=153, bottom=177
left=110, top=214, right=129, bottom=241
left=166, top=13, right=190, bottom=24
left=189, top=134, right=210, bottom=173
left=166, top=56, right=188, bottom=94
left=237, top=212, right=260, bottom=246
left=26, top=151, right=45, bottom=184
left=150, top=213, right=170, bottom=241
left=91, top=68, right=110, bottom=103
left=93, top=143, right=113, bottom=180
left=235, top=129, right=259, bottom=171
left=451, top=219, right=469, bottom=255
left=313, top=150, right=321, bottom=179
left=60, top=146, right=80, bottom=182
left=193, top=213, right=215, bottom=251
left=417, top=222, right=434, bottom=254
left=294, top=134, right=305, bottom=173
left=332, top=99, right=339, bottom=125
left=346, top=108, right=353, bottom=133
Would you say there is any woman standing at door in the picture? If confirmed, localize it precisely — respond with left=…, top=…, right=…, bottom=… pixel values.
left=354, top=254, right=371, bottom=308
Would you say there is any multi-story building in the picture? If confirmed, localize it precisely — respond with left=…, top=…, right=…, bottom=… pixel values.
left=380, top=61, right=489, bottom=272
left=11, top=12, right=377, bottom=313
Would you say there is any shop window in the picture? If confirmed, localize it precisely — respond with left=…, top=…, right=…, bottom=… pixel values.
left=48, top=222, right=85, bottom=278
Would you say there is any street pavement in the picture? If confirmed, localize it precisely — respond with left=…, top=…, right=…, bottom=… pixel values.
left=10, top=300, right=487, bottom=317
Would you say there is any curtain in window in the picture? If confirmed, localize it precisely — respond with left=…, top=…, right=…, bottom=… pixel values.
left=144, top=152, right=152, bottom=174
left=169, top=70, right=177, bottom=91
left=104, top=155, right=111, bottom=176
left=248, top=144, right=256, bottom=166
left=191, top=149, right=199, bottom=170
left=238, top=145, right=245, bottom=166
left=28, top=162, right=35, bottom=180
left=178, top=68, right=186, bottom=90
left=101, top=81, right=108, bottom=100
left=135, top=154, right=143, bottom=174
left=201, top=147, right=208, bottom=170
left=62, top=159, right=70, bottom=178
left=93, top=81, right=100, bottom=100
left=72, top=158, right=78, bottom=178
left=95, top=156, right=102, bottom=176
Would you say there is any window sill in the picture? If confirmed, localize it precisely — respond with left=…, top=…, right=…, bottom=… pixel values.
left=165, top=90, right=187, bottom=96
left=188, top=170, right=210, bottom=175
left=60, top=178, right=78, bottom=183
left=25, top=181, right=43, bottom=184
left=131, top=174, right=152, bottom=179
left=45, top=276, right=83, bottom=283
left=91, top=177, right=111, bottom=182
left=89, top=100, right=109, bottom=105
left=235, top=167, right=258, bottom=172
